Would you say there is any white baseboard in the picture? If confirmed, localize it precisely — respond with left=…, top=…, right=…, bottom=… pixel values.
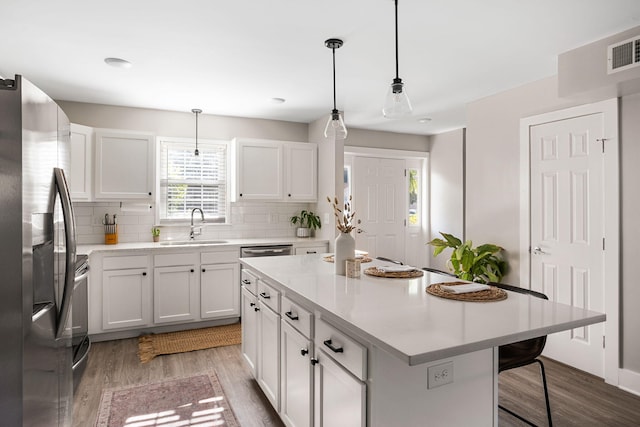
left=619, top=368, right=640, bottom=397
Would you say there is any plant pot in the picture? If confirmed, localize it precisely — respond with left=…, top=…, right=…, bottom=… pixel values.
left=153, top=235, right=160, bottom=242
left=296, top=227, right=311, bottom=238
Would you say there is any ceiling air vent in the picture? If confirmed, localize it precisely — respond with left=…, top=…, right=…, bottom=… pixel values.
left=608, top=36, right=640, bottom=74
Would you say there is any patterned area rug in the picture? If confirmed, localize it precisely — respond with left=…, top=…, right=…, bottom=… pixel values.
left=138, top=323, right=242, bottom=363
left=95, top=372, right=240, bottom=427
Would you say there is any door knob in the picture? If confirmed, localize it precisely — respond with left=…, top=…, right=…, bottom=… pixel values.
left=356, top=229, right=364, bottom=234
left=532, top=246, right=547, bottom=255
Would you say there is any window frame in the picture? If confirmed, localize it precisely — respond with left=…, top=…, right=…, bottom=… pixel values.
left=155, top=136, right=231, bottom=225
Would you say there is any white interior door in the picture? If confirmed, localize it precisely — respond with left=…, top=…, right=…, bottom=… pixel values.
left=530, top=113, right=605, bottom=377
left=353, top=157, right=405, bottom=262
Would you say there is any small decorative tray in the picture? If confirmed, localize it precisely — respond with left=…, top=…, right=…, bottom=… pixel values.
left=363, top=267, right=424, bottom=278
left=323, top=255, right=373, bottom=263
left=426, top=281, right=508, bottom=302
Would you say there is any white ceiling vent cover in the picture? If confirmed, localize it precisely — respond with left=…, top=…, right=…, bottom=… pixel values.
left=608, top=36, right=640, bottom=74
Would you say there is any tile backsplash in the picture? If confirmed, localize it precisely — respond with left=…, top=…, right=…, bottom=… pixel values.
left=74, top=201, right=313, bottom=244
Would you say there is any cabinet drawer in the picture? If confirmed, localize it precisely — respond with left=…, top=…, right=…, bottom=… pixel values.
left=154, top=252, right=198, bottom=267
left=281, top=296, right=312, bottom=338
left=294, top=245, right=327, bottom=255
left=103, top=255, right=148, bottom=270
left=315, top=318, right=367, bottom=381
left=257, top=280, right=280, bottom=313
left=201, top=250, right=239, bottom=264
left=241, top=269, right=258, bottom=295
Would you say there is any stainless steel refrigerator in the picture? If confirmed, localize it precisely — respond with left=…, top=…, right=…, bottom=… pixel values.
left=1, top=75, right=76, bottom=427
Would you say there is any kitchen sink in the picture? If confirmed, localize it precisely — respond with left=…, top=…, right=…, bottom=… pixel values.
left=160, top=239, right=228, bottom=246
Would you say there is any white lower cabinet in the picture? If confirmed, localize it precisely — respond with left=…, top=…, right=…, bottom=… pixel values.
left=280, top=321, right=313, bottom=427
left=314, top=350, right=366, bottom=427
left=241, top=286, right=259, bottom=376
left=102, top=267, right=151, bottom=330
left=201, top=263, right=240, bottom=319
left=153, top=265, right=198, bottom=324
left=257, top=299, right=281, bottom=411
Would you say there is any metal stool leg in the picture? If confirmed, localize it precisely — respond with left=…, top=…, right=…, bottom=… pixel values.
left=536, top=359, right=553, bottom=427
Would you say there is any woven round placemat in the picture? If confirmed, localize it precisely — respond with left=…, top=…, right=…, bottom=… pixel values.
left=323, top=255, right=373, bottom=263
left=426, top=281, right=508, bottom=302
left=363, top=267, right=424, bottom=278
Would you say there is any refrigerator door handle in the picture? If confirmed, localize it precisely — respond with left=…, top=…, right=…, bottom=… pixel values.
left=54, top=167, right=77, bottom=339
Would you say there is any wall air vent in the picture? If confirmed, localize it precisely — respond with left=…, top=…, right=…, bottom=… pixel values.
left=607, top=36, right=640, bottom=74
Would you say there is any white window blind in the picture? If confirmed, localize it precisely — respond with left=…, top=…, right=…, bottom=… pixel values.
left=159, top=139, right=228, bottom=223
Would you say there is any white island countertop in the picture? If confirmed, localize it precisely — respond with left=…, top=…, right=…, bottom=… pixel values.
left=240, top=254, right=606, bottom=366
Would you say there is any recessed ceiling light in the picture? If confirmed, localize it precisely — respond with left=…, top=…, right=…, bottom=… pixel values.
left=271, top=97, right=286, bottom=104
left=418, top=117, right=432, bottom=123
left=104, top=57, right=132, bottom=69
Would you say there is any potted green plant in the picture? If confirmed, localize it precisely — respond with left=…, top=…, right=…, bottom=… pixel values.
left=427, top=232, right=507, bottom=283
left=151, top=227, right=161, bottom=242
left=290, top=210, right=322, bottom=238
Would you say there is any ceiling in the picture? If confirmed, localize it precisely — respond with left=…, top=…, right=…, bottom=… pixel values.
left=2, top=0, right=640, bottom=136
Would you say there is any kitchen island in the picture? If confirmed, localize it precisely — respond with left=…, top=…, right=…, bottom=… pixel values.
left=240, top=254, right=606, bottom=427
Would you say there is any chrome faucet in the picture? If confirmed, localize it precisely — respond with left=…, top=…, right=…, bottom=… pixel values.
left=190, top=208, right=205, bottom=240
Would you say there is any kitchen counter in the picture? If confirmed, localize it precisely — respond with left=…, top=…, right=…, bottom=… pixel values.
left=77, top=237, right=329, bottom=255
left=240, top=254, right=606, bottom=366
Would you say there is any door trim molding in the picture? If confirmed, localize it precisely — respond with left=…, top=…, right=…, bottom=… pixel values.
left=345, top=145, right=428, bottom=159
left=519, top=98, right=619, bottom=385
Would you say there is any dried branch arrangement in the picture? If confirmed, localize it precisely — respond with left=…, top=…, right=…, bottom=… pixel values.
left=327, top=195, right=356, bottom=233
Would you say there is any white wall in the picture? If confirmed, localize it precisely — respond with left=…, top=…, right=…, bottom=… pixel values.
left=428, top=128, right=465, bottom=272
left=465, top=75, right=640, bottom=381
left=57, top=101, right=309, bottom=142
left=345, top=127, right=428, bottom=152
left=465, top=76, right=580, bottom=283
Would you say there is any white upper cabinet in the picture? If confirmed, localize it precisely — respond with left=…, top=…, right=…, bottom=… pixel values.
left=231, top=138, right=317, bottom=202
left=233, top=139, right=283, bottom=200
left=69, top=123, right=94, bottom=201
left=285, top=142, right=317, bottom=201
left=94, top=130, right=154, bottom=200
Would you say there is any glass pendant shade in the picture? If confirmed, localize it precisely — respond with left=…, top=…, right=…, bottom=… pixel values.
left=382, top=77, right=412, bottom=118
left=324, top=109, right=348, bottom=140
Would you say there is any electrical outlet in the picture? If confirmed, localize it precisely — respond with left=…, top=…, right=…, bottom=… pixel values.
left=427, top=361, right=453, bottom=389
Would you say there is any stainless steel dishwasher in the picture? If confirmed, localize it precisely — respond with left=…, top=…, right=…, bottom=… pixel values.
left=240, top=245, right=293, bottom=258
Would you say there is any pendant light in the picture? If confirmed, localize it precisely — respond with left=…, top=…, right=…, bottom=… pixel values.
left=324, top=38, right=348, bottom=140
left=192, top=108, right=202, bottom=156
left=382, top=0, right=412, bottom=118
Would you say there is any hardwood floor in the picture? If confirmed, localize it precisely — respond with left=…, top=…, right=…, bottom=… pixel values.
left=499, top=357, right=640, bottom=426
left=73, top=338, right=283, bottom=427
left=75, top=339, right=640, bottom=427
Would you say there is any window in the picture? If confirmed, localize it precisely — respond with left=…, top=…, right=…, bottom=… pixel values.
left=408, top=168, right=420, bottom=226
left=158, top=138, right=228, bottom=223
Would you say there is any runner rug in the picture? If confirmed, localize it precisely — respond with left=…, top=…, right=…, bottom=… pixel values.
left=95, top=372, right=240, bottom=427
left=138, top=323, right=242, bottom=363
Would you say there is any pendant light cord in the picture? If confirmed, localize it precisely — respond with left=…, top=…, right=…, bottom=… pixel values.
left=332, top=46, right=337, bottom=111
left=395, top=0, right=399, bottom=79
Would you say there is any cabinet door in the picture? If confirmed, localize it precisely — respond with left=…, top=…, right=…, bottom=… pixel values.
left=235, top=140, right=283, bottom=200
left=95, top=130, right=154, bottom=200
left=285, top=143, right=317, bottom=201
left=314, top=350, right=366, bottom=427
left=281, top=321, right=313, bottom=427
left=241, top=287, right=259, bottom=377
left=258, top=301, right=281, bottom=411
left=201, top=263, right=240, bottom=319
left=69, top=123, right=93, bottom=201
left=102, top=268, right=150, bottom=330
left=153, top=265, right=198, bottom=324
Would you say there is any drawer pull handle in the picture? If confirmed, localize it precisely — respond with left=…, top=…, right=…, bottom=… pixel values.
left=242, top=279, right=251, bottom=285
left=323, top=339, right=344, bottom=353
left=300, top=348, right=309, bottom=356
left=250, top=302, right=256, bottom=307
left=307, top=251, right=317, bottom=254
left=259, top=292, right=270, bottom=299
left=142, top=272, right=147, bottom=276
left=285, top=311, right=299, bottom=321
left=190, top=269, right=195, bottom=273
left=310, top=358, right=318, bottom=366
left=202, top=268, right=206, bottom=273
left=254, top=307, right=260, bottom=312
